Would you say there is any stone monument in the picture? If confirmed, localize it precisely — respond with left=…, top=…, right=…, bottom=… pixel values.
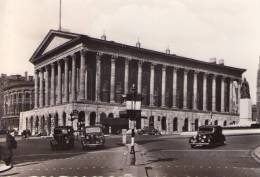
left=238, top=78, right=254, bottom=126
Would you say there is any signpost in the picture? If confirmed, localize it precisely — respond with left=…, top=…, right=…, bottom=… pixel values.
left=122, top=84, right=142, bottom=165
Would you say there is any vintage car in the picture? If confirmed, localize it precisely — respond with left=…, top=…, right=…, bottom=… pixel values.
left=50, top=126, right=75, bottom=150
left=189, top=125, right=226, bottom=148
left=81, top=126, right=105, bottom=150
left=137, top=126, right=161, bottom=135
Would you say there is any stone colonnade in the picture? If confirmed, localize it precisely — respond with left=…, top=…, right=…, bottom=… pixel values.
left=34, top=48, right=240, bottom=114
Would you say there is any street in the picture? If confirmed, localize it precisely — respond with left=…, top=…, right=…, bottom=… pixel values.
left=1, top=134, right=260, bottom=177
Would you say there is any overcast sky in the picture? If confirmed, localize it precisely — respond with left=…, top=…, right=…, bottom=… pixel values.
left=0, top=0, right=259, bottom=103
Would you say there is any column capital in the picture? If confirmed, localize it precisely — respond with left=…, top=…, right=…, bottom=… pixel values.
left=150, top=62, right=155, bottom=68
left=45, top=65, right=50, bottom=71
left=138, top=60, right=143, bottom=66
left=34, top=70, right=39, bottom=74
left=221, top=76, right=226, bottom=81
left=96, top=52, right=104, bottom=58
left=162, top=65, right=166, bottom=71
left=193, top=70, right=200, bottom=75
left=72, top=53, right=77, bottom=59
left=111, top=54, right=118, bottom=60
left=38, top=67, right=44, bottom=72
left=80, top=48, right=88, bottom=56
left=183, top=68, right=189, bottom=74
left=51, top=62, right=55, bottom=67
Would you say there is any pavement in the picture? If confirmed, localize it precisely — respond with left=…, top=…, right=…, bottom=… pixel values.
left=253, top=146, right=260, bottom=163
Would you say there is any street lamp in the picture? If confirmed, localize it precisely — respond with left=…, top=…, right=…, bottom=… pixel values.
left=123, top=84, right=142, bottom=165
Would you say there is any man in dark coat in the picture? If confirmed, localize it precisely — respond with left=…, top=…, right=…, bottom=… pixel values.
left=0, top=130, right=17, bottom=167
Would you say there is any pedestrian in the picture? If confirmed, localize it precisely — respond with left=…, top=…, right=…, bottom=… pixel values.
left=4, top=130, right=17, bottom=166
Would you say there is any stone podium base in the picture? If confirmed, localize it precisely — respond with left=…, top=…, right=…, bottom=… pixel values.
left=240, top=98, right=252, bottom=118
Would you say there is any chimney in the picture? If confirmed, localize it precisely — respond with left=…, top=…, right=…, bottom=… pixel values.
left=209, top=58, right=217, bottom=64
left=166, top=47, right=170, bottom=54
left=101, top=31, right=107, bottom=40
left=136, top=38, right=141, bottom=48
left=218, top=59, right=224, bottom=65
left=25, top=71, right=28, bottom=80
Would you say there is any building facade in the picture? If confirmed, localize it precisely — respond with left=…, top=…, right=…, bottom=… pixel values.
left=20, top=30, right=245, bottom=135
left=2, top=73, right=34, bottom=129
left=256, top=57, right=260, bottom=124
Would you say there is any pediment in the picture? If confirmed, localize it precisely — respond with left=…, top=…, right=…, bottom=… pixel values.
left=42, top=36, right=71, bottom=55
left=30, top=30, right=81, bottom=62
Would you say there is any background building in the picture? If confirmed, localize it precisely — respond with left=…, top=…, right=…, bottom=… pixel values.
left=20, top=30, right=245, bottom=135
left=1, top=72, right=34, bottom=129
left=256, top=57, right=260, bottom=123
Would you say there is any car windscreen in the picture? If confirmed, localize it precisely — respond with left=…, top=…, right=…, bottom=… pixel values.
left=85, top=127, right=101, bottom=133
left=198, top=127, right=213, bottom=133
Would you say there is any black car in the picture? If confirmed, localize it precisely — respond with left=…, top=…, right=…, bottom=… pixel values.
left=189, top=125, right=226, bottom=148
left=81, top=126, right=105, bottom=150
left=138, top=126, right=161, bottom=135
left=21, top=129, right=31, bottom=138
left=50, top=126, right=75, bottom=150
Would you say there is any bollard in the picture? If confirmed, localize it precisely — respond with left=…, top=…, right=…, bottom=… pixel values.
left=130, top=146, right=136, bottom=165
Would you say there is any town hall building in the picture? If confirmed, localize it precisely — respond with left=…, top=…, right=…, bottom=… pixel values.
left=19, top=30, right=245, bottom=135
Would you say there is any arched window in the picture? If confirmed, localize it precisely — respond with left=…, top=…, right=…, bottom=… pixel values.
left=195, top=119, right=199, bottom=131
left=173, top=117, right=178, bottom=131
left=90, top=112, right=96, bottom=126
left=62, top=112, right=67, bottom=126
left=183, top=118, right=188, bottom=132
left=223, top=120, right=227, bottom=127
left=161, top=117, right=166, bottom=131
left=149, top=116, right=154, bottom=127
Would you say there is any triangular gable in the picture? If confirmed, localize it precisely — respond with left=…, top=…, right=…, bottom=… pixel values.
left=30, top=30, right=81, bottom=62
left=42, top=36, right=71, bottom=55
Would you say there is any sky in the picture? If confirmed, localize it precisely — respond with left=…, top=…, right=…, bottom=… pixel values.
left=0, top=0, right=259, bottom=103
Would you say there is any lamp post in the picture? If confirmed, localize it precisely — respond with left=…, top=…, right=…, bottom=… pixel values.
left=124, top=84, right=142, bottom=165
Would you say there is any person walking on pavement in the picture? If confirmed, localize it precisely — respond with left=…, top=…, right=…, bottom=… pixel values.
left=5, top=130, right=17, bottom=166
left=0, top=129, right=17, bottom=172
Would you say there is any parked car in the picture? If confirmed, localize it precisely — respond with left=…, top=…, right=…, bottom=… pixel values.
left=50, top=126, right=75, bottom=150
left=81, top=126, right=105, bottom=150
left=21, top=129, right=31, bottom=138
left=138, top=126, right=161, bottom=135
left=189, top=125, right=226, bottom=148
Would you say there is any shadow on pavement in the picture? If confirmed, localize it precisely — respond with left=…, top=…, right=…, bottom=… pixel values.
left=0, top=172, right=19, bottom=176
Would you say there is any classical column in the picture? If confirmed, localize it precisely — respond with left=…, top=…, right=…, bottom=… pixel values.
left=193, top=71, right=198, bottom=110
left=137, top=60, right=142, bottom=94
left=22, top=91, right=25, bottom=111
left=150, top=63, right=155, bottom=106
left=79, top=49, right=86, bottom=100
left=203, top=73, right=208, bottom=111
left=124, top=58, right=129, bottom=94
left=71, top=54, right=76, bottom=101
left=212, top=75, right=217, bottom=112
left=57, top=60, right=62, bottom=104
left=110, top=55, right=116, bottom=103
left=45, top=65, right=49, bottom=106
left=39, top=68, right=44, bottom=107
left=229, top=78, right=233, bottom=113
left=34, top=70, right=39, bottom=108
left=64, top=57, right=69, bottom=102
left=221, top=76, right=225, bottom=112
left=172, top=67, right=177, bottom=108
left=161, top=65, right=166, bottom=107
left=183, top=69, right=188, bottom=109
left=95, top=53, right=102, bottom=102
left=237, top=80, right=241, bottom=114
left=50, top=63, right=55, bottom=106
